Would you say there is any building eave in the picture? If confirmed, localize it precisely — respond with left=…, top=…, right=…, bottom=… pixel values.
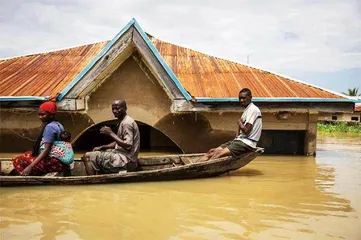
left=172, top=99, right=355, bottom=113
left=194, top=97, right=358, bottom=103
left=0, top=96, right=48, bottom=101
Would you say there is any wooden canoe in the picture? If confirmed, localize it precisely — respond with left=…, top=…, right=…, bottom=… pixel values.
left=0, top=148, right=264, bottom=186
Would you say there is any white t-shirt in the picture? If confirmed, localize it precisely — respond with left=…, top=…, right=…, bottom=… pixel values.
left=235, top=102, right=262, bottom=148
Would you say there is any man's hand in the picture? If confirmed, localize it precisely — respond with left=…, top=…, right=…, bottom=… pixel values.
left=100, top=126, right=113, bottom=136
left=21, top=166, right=32, bottom=176
left=93, top=146, right=103, bottom=151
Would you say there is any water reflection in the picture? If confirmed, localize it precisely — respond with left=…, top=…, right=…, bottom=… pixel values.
left=0, top=136, right=360, bottom=239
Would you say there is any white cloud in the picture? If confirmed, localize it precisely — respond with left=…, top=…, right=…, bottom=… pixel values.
left=0, top=0, right=360, bottom=74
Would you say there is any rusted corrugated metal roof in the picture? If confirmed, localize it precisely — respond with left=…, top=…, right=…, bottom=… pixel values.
left=0, top=42, right=108, bottom=98
left=150, top=38, right=344, bottom=99
left=0, top=35, right=344, bottom=100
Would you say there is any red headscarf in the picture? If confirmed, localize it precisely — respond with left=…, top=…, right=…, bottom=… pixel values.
left=39, top=101, right=57, bottom=114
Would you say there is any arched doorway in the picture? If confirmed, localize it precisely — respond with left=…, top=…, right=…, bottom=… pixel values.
left=72, top=120, right=182, bottom=155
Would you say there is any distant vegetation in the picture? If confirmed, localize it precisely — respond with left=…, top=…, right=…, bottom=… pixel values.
left=342, top=87, right=361, bottom=96
left=318, top=122, right=361, bottom=134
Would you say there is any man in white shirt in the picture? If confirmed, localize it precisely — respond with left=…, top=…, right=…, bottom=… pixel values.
left=201, top=88, right=262, bottom=160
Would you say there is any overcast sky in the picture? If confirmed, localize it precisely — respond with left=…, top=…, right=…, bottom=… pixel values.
left=1, top=0, right=360, bottom=94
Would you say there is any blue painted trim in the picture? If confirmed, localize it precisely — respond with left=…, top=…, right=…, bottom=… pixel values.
left=133, top=20, right=192, bottom=101
left=57, top=19, right=136, bottom=101
left=0, top=96, right=48, bottom=101
left=195, top=97, right=357, bottom=103
left=57, top=18, right=192, bottom=101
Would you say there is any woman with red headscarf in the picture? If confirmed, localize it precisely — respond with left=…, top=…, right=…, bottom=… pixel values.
left=12, top=101, right=67, bottom=176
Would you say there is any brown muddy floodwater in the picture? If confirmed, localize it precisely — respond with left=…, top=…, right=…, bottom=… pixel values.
left=1, top=134, right=360, bottom=240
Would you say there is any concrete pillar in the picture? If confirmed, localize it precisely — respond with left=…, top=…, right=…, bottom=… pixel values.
left=304, top=112, right=318, bottom=156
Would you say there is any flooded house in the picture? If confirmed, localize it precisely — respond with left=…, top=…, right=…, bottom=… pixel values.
left=0, top=19, right=356, bottom=156
left=318, top=102, right=361, bottom=122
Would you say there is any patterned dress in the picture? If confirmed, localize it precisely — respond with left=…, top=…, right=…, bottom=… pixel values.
left=12, top=121, right=67, bottom=176
left=13, top=151, right=64, bottom=175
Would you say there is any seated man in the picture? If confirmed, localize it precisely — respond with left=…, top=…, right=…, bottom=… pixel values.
left=82, top=100, right=140, bottom=175
left=201, top=88, right=262, bottom=161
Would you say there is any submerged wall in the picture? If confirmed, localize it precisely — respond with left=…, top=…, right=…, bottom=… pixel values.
left=0, top=57, right=317, bottom=156
left=318, top=112, right=361, bottom=122
left=0, top=110, right=94, bottom=153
